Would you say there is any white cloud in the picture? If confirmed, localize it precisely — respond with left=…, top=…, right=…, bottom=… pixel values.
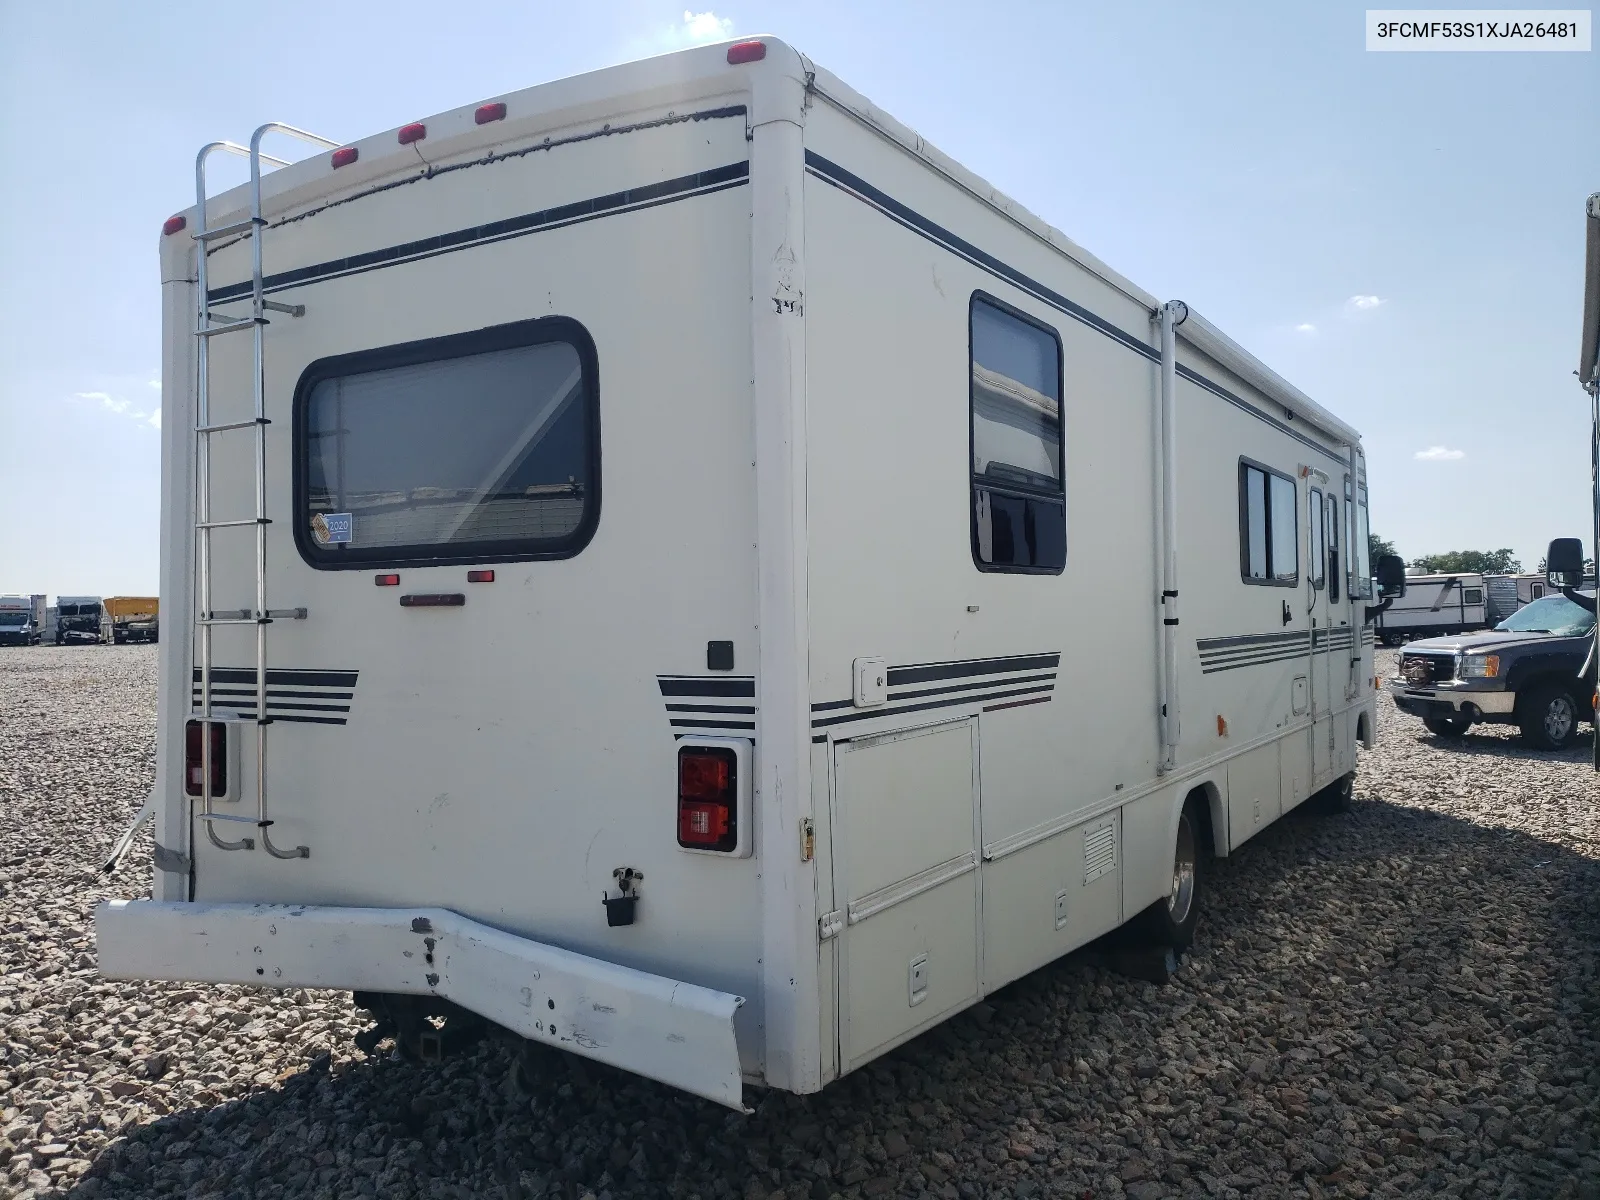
left=147, top=376, right=162, bottom=390
left=661, top=9, right=734, bottom=47
left=69, top=389, right=158, bottom=428
left=1414, top=445, right=1465, bottom=461
left=1295, top=323, right=1316, bottom=333
left=75, top=390, right=131, bottom=415
left=1346, top=294, right=1385, bottom=312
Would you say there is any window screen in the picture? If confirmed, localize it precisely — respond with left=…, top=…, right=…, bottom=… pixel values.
left=970, top=295, right=1065, bottom=572
left=1239, top=461, right=1298, bottom=585
left=1309, top=488, right=1325, bottom=589
left=1463, top=587, right=1483, bottom=606
left=295, top=318, right=599, bottom=568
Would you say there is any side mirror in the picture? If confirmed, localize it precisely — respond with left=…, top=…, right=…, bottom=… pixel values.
left=1546, top=537, right=1585, bottom=589
left=1374, top=554, right=1406, bottom=599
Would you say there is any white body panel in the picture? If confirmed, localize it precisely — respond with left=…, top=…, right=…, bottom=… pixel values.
left=105, top=38, right=1378, bottom=1108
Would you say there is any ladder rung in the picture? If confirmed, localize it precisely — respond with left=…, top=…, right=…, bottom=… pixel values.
left=197, top=318, right=262, bottom=337
left=197, top=617, right=261, bottom=626
left=194, top=216, right=265, bottom=242
left=206, top=299, right=304, bottom=319
left=196, top=417, right=270, bottom=434
left=188, top=711, right=272, bottom=724
left=202, top=607, right=306, bottom=621
left=196, top=518, right=270, bottom=529
left=201, top=812, right=267, bottom=826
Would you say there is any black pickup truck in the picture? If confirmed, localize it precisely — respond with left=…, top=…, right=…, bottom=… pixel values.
left=1385, top=591, right=1597, bottom=749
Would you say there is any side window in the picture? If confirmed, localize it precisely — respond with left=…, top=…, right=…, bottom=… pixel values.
left=1326, top=493, right=1341, bottom=602
left=1239, top=461, right=1298, bottom=586
left=1532, top=583, right=1545, bottom=598
left=970, top=295, right=1065, bottom=573
left=1463, top=587, right=1484, bottom=606
left=1309, top=488, right=1325, bottom=589
left=294, top=317, right=600, bottom=569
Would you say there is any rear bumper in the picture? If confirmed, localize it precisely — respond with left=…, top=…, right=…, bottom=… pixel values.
left=96, top=900, right=747, bottom=1109
left=1386, top=681, right=1516, bottom=720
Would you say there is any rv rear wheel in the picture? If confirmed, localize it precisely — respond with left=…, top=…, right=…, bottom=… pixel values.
left=1423, top=716, right=1471, bottom=739
left=1518, top=683, right=1579, bottom=750
left=1380, top=632, right=1403, bottom=648
left=1133, top=799, right=1201, bottom=950
left=1314, top=771, right=1355, bottom=814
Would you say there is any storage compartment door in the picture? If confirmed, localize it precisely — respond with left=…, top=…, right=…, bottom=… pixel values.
left=1227, top=742, right=1282, bottom=852
left=833, top=719, right=980, bottom=1071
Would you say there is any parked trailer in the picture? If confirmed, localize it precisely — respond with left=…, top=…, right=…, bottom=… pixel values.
left=44, top=606, right=58, bottom=644
left=54, top=596, right=103, bottom=645
left=101, top=596, right=160, bottom=644
left=97, top=39, right=1387, bottom=1109
left=0, top=594, right=46, bottom=646
left=1375, top=573, right=1487, bottom=646
left=1484, top=573, right=1548, bottom=624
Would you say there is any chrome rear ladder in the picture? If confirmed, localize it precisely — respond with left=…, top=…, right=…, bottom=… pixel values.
left=191, top=124, right=338, bottom=859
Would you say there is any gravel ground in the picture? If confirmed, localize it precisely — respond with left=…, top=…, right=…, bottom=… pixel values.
left=2, top=645, right=1598, bottom=1200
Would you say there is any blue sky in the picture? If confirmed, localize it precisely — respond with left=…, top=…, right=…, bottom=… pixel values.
left=1, top=1, right=1595, bottom=595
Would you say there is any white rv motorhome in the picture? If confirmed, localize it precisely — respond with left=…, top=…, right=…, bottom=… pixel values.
left=1374, top=572, right=1487, bottom=646
left=97, top=39, right=1383, bottom=1109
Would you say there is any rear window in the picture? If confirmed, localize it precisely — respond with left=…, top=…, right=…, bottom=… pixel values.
left=294, top=317, right=599, bottom=568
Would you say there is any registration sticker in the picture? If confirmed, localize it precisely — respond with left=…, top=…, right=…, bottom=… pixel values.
left=311, top=512, right=353, bottom=545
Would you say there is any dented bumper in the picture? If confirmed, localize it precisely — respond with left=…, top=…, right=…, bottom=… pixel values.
left=95, top=900, right=746, bottom=1109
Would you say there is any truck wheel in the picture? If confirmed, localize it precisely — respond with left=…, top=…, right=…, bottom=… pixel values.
left=1423, top=716, right=1471, bottom=739
left=1518, top=684, right=1579, bottom=750
left=1133, top=798, right=1202, bottom=950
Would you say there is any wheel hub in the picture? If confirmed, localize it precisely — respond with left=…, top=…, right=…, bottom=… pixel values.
left=1544, top=696, right=1575, bottom=741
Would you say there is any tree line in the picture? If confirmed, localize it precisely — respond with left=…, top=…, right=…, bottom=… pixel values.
left=1366, top=535, right=1592, bottom=576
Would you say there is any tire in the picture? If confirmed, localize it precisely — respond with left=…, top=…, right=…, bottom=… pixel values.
left=1518, top=683, right=1580, bottom=750
left=1423, top=716, right=1472, bottom=739
left=1380, top=632, right=1403, bottom=648
left=1133, top=798, right=1203, bottom=950
left=1314, top=771, right=1356, bottom=814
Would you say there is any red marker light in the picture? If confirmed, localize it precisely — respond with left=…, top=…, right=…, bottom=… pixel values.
left=467, top=569, right=495, bottom=583
left=331, top=146, right=359, bottom=169
left=475, top=102, right=507, bottom=125
left=163, top=214, right=187, bottom=236
left=374, top=574, right=400, bottom=586
left=676, top=746, right=738, bottom=851
left=726, top=40, right=766, bottom=64
left=398, top=123, right=426, bottom=145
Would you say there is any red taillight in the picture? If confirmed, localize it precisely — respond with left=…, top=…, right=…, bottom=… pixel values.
left=184, top=720, right=226, bottom=797
left=726, top=40, right=766, bottom=64
left=467, top=569, right=494, bottom=583
left=163, top=214, right=187, bottom=236
left=374, top=573, right=400, bottom=586
left=475, top=102, right=507, bottom=125
left=677, top=747, right=737, bottom=851
left=398, top=122, right=426, bottom=145
left=331, top=146, right=359, bottom=168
